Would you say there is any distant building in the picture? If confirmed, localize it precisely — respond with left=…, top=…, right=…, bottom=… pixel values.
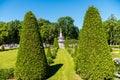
left=58, top=28, right=65, bottom=48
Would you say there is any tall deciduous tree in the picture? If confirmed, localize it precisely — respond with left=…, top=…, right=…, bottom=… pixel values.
left=58, top=16, right=79, bottom=39
left=4, top=20, right=21, bottom=44
left=75, top=6, right=114, bottom=80
left=15, top=11, right=47, bottom=80
left=0, top=22, right=8, bottom=44
left=103, top=14, right=117, bottom=45
left=40, top=20, right=59, bottom=45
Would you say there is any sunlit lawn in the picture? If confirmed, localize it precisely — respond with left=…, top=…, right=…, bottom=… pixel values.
left=0, top=48, right=82, bottom=80
left=111, top=48, right=120, bottom=58
left=0, top=49, right=18, bottom=69
left=0, top=47, right=119, bottom=80
left=48, top=49, right=81, bottom=80
left=0, top=49, right=48, bottom=69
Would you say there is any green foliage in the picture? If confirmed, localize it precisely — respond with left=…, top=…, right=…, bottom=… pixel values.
left=47, top=47, right=52, bottom=58
left=1, top=44, right=5, bottom=51
left=0, top=22, right=9, bottom=43
left=0, top=20, right=21, bottom=44
left=51, top=38, right=59, bottom=59
left=47, top=47, right=54, bottom=64
left=0, top=16, right=79, bottom=44
left=47, top=57, right=54, bottom=64
left=103, top=14, right=119, bottom=45
left=58, top=16, right=79, bottom=39
left=75, top=6, right=114, bottom=80
left=67, top=39, right=78, bottom=45
left=5, top=20, right=21, bottom=44
left=73, top=46, right=78, bottom=57
left=52, top=38, right=59, bottom=49
left=39, top=19, right=59, bottom=45
left=51, top=48, right=57, bottom=59
left=15, top=11, right=47, bottom=80
left=66, top=48, right=74, bottom=56
left=38, top=18, right=50, bottom=27
left=65, top=37, right=69, bottom=48
left=0, top=68, right=14, bottom=79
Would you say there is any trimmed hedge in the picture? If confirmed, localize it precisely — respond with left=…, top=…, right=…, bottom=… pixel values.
left=52, top=38, right=59, bottom=49
left=75, top=6, right=114, bottom=80
left=15, top=11, right=47, bottom=80
left=0, top=68, right=14, bottom=79
left=47, top=47, right=54, bottom=64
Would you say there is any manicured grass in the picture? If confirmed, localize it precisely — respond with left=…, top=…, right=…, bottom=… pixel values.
left=111, top=48, right=120, bottom=58
left=2, top=48, right=119, bottom=80
left=0, top=48, right=81, bottom=80
left=48, top=49, right=81, bottom=80
left=0, top=49, right=18, bottom=69
left=0, top=48, right=48, bottom=69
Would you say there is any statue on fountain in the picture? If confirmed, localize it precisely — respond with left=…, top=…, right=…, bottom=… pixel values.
left=58, top=28, right=65, bottom=48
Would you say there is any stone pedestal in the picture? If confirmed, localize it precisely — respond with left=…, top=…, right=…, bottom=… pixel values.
left=58, top=28, right=65, bottom=48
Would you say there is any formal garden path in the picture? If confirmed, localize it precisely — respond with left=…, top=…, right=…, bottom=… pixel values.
left=48, top=49, right=82, bottom=80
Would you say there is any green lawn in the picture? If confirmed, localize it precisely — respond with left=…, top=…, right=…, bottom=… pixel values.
left=2, top=48, right=119, bottom=80
left=48, top=49, right=81, bottom=80
left=111, top=48, right=120, bottom=58
left=0, top=48, right=81, bottom=80
left=0, top=49, right=18, bottom=69
left=0, top=49, right=48, bottom=69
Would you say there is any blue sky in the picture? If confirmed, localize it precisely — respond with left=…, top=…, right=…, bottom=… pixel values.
left=0, top=0, right=120, bottom=29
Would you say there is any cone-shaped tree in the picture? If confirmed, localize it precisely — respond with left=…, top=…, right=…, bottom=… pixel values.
left=73, top=46, right=78, bottom=58
left=65, top=37, right=69, bottom=48
left=15, top=11, right=47, bottom=80
left=75, top=6, right=114, bottom=80
left=47, top=47, right=52, bottom=58
left=47, top=47, right=53, bottom=64
left=52, top=37, right=59, bottom=49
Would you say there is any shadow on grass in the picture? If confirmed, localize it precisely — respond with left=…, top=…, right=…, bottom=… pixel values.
left=47, top=64, right=63, bottom=79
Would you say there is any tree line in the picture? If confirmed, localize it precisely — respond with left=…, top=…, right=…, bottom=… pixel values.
left=0, top=16, right=79, bottom=45
left=103, top=14, right=120, bottom=45
left=0, top=14, right=120, bottom=46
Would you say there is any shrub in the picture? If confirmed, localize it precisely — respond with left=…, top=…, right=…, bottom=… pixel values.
left=1, top=44, right=5, bottom=51
left=65, top=37, right=69, bottom=48
left=51, top=48, right=57, bottom=59
left=52, top=38, right=59, bottom=49
left=47, top=57, right=54, bottom=64
left=46, top=47, right=54, bottom=64
left=75, top=6, right=114, bottom=80
left=15, top=11, right=47, bottom=80
left=47, top=47, right=52, bottom=58
left=73, top=46, right=78, bottom=57
left=0, top=68, right=14, bottom=79
left=66, top=48, right=74, bottom=56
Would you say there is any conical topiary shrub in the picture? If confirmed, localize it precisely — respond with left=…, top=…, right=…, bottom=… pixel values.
left=47, top=47, right=52, bottom=58
left=73, top=46, right=78, bottom=58
left=15, top=11, right=47, bottom=80
left=1, top=44, right=5, bottom=51
left=65, top=37, right=69, bottom=48
left=52, top=37, right=59, bottom=49
left=47, top=47, right=53, bottom=64
left=75, top=6, right=114, bottom=80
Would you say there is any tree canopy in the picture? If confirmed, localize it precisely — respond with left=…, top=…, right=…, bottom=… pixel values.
left=58, top=16, right=79, bottom=39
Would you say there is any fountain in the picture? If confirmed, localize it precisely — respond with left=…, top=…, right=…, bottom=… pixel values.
left=58, top=28, right=65, bottom=48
